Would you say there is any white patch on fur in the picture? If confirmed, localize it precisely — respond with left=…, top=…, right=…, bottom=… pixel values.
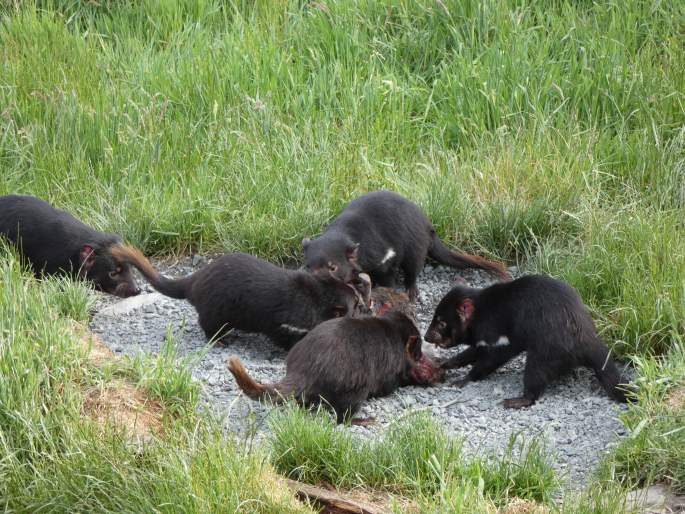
left=494, top=336, right=510, bottom=347
left=380, top=248, right=396, bottom=264
left=476, top=336, right=510, bottom=349
left=279, top=324, right=309, bottom=335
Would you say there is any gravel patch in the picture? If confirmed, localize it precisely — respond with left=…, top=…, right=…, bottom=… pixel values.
left=90, top=257, right=630, bottom=487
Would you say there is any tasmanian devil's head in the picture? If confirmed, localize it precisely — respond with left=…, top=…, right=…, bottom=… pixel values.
left=78, top=240, right=141, bottom=298
left=314, top=272, right=372, bottom=321
left=302, top=234, right=361, bottom=284
left=383, top=311, right=444, bottom=386
left=424, top=285, right=475, bottom=348
left=408, top=353, right=445, bottom=385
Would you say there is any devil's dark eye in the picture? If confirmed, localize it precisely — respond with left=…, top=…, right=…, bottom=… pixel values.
left=108, top=267, right=122, bottom=278
left=328, top=263, right=338, bottom=272
left=438, top=320, right=447, bottom=330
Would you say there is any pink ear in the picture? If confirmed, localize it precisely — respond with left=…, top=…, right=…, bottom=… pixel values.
left=457, top=298, right=474, bottom=324
left=346, top=243, right=359, bottom=262
left=79, top=245, right=96, bottom=271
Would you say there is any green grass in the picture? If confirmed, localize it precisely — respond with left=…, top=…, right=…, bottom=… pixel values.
left=113, top=329, right=206, bottom=417
left=532, top=207, right=685, bottom=357
left=608, top=336, right=685, bottom=492
left=0, top=245, right=311, bottom=513
left=2, top=0, right=683, bottom=359
left=1, top=1, right=684, bottom=511
left=269, top=406, right=558, bottom=511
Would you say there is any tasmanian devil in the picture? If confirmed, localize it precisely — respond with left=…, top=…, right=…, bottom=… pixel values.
left=368, top=287, right=442, bottom=384
left=302, top=190, right=509, bottom=301
left=424, top=275, right=629, bottom=408
left=0, top=194, right=140, bottom=297
left=227, top=302, right=444, bottom=423
left=110, top=245, right=370, bottom=348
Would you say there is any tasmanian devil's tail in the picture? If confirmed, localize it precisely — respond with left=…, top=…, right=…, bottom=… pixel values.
left=588, top=346, right=630, bottom=403
left=428, top=232, right=511, bottom=280
left=109, top=245, right=190, bottom=299
left=227, top=357, right=287, bottom=403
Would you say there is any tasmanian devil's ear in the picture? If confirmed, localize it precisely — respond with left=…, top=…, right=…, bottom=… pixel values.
left=346, top=243, right=359, bottom=262
left=356, top=272, right=372, bottom=304
left=404, top=335, right=422, bottom=363
left=457, top=298, right=474, bottom=324
left=79, top=244, right=97, bottom=272
left=302, top=238, right=311, bottom=249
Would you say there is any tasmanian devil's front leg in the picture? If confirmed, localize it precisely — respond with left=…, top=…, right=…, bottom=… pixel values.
left=440, top=345, right=479, bottom=369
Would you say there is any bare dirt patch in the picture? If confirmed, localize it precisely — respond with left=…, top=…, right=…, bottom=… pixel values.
left=665, top=385, right=685, bottom=411
left=74, top=324, right=163, bottom=439
left=497, top=498, right=550, bottom=514
left=80, top=330, right=117, bottom=367
left=82, top=379, right=163, bottom=440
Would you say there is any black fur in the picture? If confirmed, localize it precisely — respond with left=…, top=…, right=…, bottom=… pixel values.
left=302, top=190, right=508, bottom=301
left=424, top=275, right=629, bottom=408
left=111, top=246, right=368, bottom=348
left=228, top=309, right=443, bottom=423
left=0, top=194, right=140, bottom=297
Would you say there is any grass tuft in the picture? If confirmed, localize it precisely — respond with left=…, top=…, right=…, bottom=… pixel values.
left=0, top=244, right=311, bottom=513
left=269, top=406, right=558, bottom=507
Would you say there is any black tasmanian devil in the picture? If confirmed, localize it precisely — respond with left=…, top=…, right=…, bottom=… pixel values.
left=0, top=194, right=140, bottom=297
left=227, top=292, right=444, bottom=423
left=110, top=246, right=371, bottom=348
left=302, top=190, right=510, bottom=301
left=368, top=287, right=442, bottom=384
left=424, top=275, right=630, bottom=408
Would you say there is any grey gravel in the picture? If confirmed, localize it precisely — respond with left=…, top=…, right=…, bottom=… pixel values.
left=89, top=258, right=630, bottom=487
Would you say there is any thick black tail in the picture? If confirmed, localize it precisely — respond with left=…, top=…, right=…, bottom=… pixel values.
left=428, top=233, right=511, bottom=280
left=589, top=348, right=630, bottom=403
left=109, top=245, right=190, bottom=299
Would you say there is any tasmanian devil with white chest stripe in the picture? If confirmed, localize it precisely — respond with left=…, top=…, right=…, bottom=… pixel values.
left=424, top=275, right=630, bottom=408
left=227, top=290, right=443, bottom=423
left=0, top=194, right=140, bottom=297
left=110, top=246, right=371, bottom=348
left=302, top=190, right=510, bottom=301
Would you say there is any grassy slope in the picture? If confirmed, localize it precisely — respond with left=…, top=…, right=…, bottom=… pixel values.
left=0, top=0, right=684, bottom=510
left=1, top=0, right=683, bottom=356
left=0, top=246, right=312, bottom=513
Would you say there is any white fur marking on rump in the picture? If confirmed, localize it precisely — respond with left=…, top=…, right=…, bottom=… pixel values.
left=475, top=340, right=488, bottom=348
left=280, top=324, right=309, bottom=335
left=380, top=248, right=396, bottom=264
